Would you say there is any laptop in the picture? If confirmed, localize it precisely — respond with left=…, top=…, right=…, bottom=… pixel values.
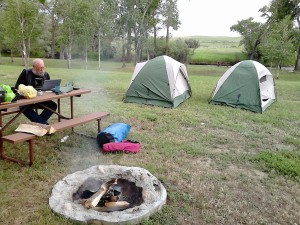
left=41, top=79, right=61, bottom=91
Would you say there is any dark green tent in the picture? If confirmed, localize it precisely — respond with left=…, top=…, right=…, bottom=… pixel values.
left=123, top=55, right=192, bottom=108
left=209, top=60, right=276, bottom=113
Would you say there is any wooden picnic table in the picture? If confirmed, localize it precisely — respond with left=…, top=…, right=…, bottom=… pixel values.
left=0, top=89, right=109, bottom=166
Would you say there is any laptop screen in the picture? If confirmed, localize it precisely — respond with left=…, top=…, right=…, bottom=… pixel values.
left=41, top=79, right=61, bottom=91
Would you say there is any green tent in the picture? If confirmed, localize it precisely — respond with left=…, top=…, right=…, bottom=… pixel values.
left=209, top=60, right=276, bottom=113
left=123, top=55, right=192, bottom=108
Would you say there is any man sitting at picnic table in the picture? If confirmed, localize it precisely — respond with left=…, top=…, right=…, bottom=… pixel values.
left=15, top=58, right=57, bottom=125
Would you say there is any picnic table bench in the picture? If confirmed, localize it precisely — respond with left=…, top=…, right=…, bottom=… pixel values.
left=0, top=89, right=109, bottom=166
left=2, top=111, right=108, bottom=166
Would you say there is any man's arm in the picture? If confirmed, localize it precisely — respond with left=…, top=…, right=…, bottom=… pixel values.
left=15, top=69, right=28, bottom=89
left=44, top=72, right=50, bottom=80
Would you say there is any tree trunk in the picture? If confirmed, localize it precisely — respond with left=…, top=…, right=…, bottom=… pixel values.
left=10, top=50, right=14, bottom=63
left=276, top=61, right=281, bottom=79
left=134, top=0, right=153, bottom=63
left=294, top=47, right=300, bottom=71
left=22, top=41, right=27, bottom=67
left=51, top=23, right=57, bottom=59
left=250, top=33, right=262, bottom=60
left=294, top=18, right=300, bottom=72
left=27, top=39, right=31, bottom=67
left=136, top=40, right=141, bottom=63
left=165, top=25, right=170, bottom=55
left=153, top=26, right=157, bottom=56
left=133, top=26, right=138, bottom=64
left=60, top=47, right=65, bottom=60
left=98, top=30, right=101, bottom=70
left=67, top=44, right=71, bottom=69
left=122, top=32, right=126, bottom=68
left=126, top=29, right=131, bottom=62
left=85, top=40, right=88, bottom=70
left=21, top=42, right=29, bottom=68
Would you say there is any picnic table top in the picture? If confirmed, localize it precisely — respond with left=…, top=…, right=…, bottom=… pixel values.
left=0, top=89, right=91, bottom=111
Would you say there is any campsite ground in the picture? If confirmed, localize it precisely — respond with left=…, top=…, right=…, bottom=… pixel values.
left=0, top=57, right=300, bottom=224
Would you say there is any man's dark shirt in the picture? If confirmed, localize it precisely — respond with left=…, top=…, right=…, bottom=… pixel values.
left=15, top=69, right=50, bottom=89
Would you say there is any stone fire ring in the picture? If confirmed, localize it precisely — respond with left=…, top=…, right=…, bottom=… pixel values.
left=49, top=165, right=167, bottom=224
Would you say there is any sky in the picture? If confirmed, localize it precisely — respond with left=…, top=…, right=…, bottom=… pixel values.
left=165, top=0, right=271, bottom=37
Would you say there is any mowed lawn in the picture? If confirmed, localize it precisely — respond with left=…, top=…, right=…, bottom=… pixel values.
left=0, top=59, right=300, bottom=225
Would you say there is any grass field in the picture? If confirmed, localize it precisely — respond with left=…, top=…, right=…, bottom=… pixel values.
left=0, top=57, right=300, bottom=225
left=179, top=36, right=247, bottom=64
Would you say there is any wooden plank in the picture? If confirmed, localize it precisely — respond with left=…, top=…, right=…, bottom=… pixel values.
left=1, top=107, right=20, bottom=116
left=51, top=112, right=109, bottom=131
left=2, top=112, right=108, bottom=144
left=0, top=89, right=91, bottom=111
left=1, top=111, right=109, bottom=166
left=2, top=132, right=35, bottom=144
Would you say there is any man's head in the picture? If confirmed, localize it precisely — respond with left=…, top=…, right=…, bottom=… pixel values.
left=32, top=58, right=45, bottom=77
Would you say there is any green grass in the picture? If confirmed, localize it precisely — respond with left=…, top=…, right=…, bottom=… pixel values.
left=253, top=151, right=300, bottom=181
left=180, top=36, right=247, bottom=64
left=0, top=57, right=300, bottom=225
left=191, top=48, right=247, bottom=64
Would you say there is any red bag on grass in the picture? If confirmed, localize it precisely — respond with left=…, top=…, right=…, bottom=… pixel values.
left=102, top=140, right=141, bottom=153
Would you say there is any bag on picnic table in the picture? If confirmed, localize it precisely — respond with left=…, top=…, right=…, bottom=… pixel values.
left=18, top=84, right=37, bottom=99
left=52, top=81, right=74, bottom=94
left=0, top=86, right=4, bottom=103
left=0, top=84, right=16, bottom=102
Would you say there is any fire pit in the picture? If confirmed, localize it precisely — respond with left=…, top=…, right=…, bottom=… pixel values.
left=49, top=165, right=167, bottom=224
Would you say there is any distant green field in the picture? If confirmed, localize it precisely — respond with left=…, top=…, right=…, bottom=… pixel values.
left=191, top=48, right=247, bottom=65
left=180, top=36, right=247, bottom=65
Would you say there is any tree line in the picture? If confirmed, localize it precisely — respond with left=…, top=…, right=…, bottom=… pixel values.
left=0, top=0, right=187, bottom=69
left=231, top=0, right=300, bottom=73
left=0, top=0, right=299, bottom=73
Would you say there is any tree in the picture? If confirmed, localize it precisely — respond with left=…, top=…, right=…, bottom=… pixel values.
left=260, top=17, right=296, bottom=78
left=151, top=1, right=163, bottom=56
left=115, top=0, right=138, bottom=66
left=185, top=38, right=199, bottom=55
left=161, top=0, right=180, bottom=55
left=0, top=0, right=5, bottom=63
left=0, top=0, right=185, bottom=65
left=261, top=0, right=300, bottom=71
left=133, top=0, right=160, bottom=62
left=55, top=0, right=94, bottom=68
left=169, top=38, right=189, bottom=62
left=1, top=0, right=44, bottom=67
left=293, top=23, right=300, bottom=71
left=43, top=0, right=60, bottom=59
left=114, top=0, right=160, bottom=63
left=230, top=18, right=264, bottom=60
left=73, top=0, right=97, bottom=68
left=92, top=0, right=117, bottom=70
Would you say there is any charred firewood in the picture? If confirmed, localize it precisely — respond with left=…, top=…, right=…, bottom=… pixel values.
left=83, top=178, right=117, bottom=209
left=94, top=201, right=130, bottom=212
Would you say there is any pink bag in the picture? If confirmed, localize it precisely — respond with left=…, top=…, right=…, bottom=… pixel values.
left=102, top=140, right=141, bottom=153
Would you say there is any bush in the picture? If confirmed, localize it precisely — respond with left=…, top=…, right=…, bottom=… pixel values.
left=168, top=38, right=190, bottom=63
left=143, top=37, right=190, bottom=63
